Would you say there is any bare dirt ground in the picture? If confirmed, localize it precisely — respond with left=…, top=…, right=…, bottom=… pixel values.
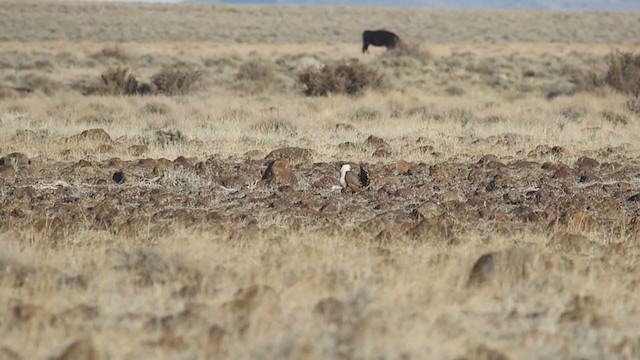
left=1, top=1, right=640, bottom=359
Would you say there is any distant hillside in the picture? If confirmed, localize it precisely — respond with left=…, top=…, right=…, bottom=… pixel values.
left=184, top=0, right=640, bottom=11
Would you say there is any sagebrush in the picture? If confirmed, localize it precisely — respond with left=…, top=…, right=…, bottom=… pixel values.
left=151, top=65, right=203, bottom=96
left=297, top=60, right=384, bottom=96
left=605, top=51, right=640, bottom=97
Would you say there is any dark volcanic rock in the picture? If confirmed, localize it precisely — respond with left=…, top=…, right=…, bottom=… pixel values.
left=0, top=152, right=30, bottom=167
left=112, top=171, right=126, bottom=184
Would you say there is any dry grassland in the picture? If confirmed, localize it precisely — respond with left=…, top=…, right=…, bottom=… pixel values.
left=1, top=1, right=640, bottom=359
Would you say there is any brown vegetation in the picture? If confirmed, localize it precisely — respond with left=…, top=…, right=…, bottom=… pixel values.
left=298, top=60, right=385, bottom=96
left=1, top=1, right=640, bottom=359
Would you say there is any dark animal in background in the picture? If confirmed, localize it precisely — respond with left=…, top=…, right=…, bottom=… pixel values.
left=362, top=30, right=401, bottom=53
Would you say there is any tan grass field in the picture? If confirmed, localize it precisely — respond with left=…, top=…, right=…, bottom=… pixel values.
left=1, top=1, right=640, bottom=359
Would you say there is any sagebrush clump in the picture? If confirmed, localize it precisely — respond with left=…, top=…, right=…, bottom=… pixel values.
left=605, top=51, right=640, bottom=98
left=87, top=66, right=144, bottom=96
left=381, top=40, right=432, bottom=64
left=297, top=60, right=384, bottom=96
left=234, top=58, right=281, bottom=93
left=151, top=65, right=203, bottom=96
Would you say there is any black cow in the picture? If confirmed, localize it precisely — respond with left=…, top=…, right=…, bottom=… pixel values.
left=362, top=30, right=401, bottom=53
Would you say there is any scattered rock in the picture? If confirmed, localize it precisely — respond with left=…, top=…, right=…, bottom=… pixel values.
left=372, top=147, right=391, bottom=157
left=53, top=339, right=98, bottom=360
left=153, top=158, right=174, bottom=177
left=97, top=144, right=114, bottom=154
left=563, top=211, right=597, bottom=232
left=319, top=202, right=338, bottom=213
left=242, top=150, right=263, bottom=159
left=575, top=156, right=599, bottom=170
left=463, top=345, right=509, bottom=360
left=222, top=285, right=279, bottom=336
left=265, top=147, right=313, bottom=164
left=335, top=123, right=359, bottom=132
left=173, top=156, right=197, bottom=168
left=112, top=171, right=126, bottom=184
left=387, top=161, right=412, bottom=173
left=628, top=193, right=640, bottom=202
left=0, top=165, right=16, bottom=179
left=408, top=217, right=456, bottom=244
left=337, top=142, right=357, bottom=151
left=12, top=302, right=39, bottom=322
left=441, top=190, right=460, bottom=203
left=549, top=231, right=594, bottom=253
left=1, top=347, right=21, bottom=360
left=559, top=295, right=600, bottom=325
left=411, top=202, right=444, bottom=220
left=128, top=144, right=148, bottom=156
left=429, top=163, right=453, bottom=179
left=261, top=159, right=297, bottom=186
left=312, top=175, right=338, bottom=189
left=208, top=324, right=226, bottom=349
left=314, top=297, right=352, bottom=324
left=76, top=128, right=112, bottom=143
left=0, top=152, right=30, bottom=168
left=467, top=247, right=532, bottom=287
left=552, top=164, right=575, bottom=179
left=365, top=135, right=388, bottom=148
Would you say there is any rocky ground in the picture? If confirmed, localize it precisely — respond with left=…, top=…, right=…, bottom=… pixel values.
left=1, top=3, right=640, bottom=357
left=2, top=127, right=639, bottom=247
left=3, top=126, right=640, bottom=358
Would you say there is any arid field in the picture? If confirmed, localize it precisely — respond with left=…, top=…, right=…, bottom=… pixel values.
left=1, top=1, right=640, bottom=359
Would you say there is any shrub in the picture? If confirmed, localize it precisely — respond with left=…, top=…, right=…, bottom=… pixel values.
left=151, top=65, right=203, bottom=96
left=19, top=73, right=61, bottom=95
left=91, top=46, right=129, bottom=62
left=298, top=65, right=345, bottom=96
left=252, top=118, right=298, bottom=135
left=381, top=40, right=432, bottom=65
left=235, top=58, right=280, bottom=93
left=236, top=58, right=276, bottom=82
left=445, top=85, right=466, bottom=96
left=605, top=51, right=640, bottom=97
left=139, top=129, right=188, bottom=147
left=142, top=102, right=171, bottom=115
left=600, top=110, right=628, bottom=125
left=85, top=66, right=141, bottom=95
left=627, top=97, right=640, bottom=115
left=297, top=60, right=384, bottom=97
